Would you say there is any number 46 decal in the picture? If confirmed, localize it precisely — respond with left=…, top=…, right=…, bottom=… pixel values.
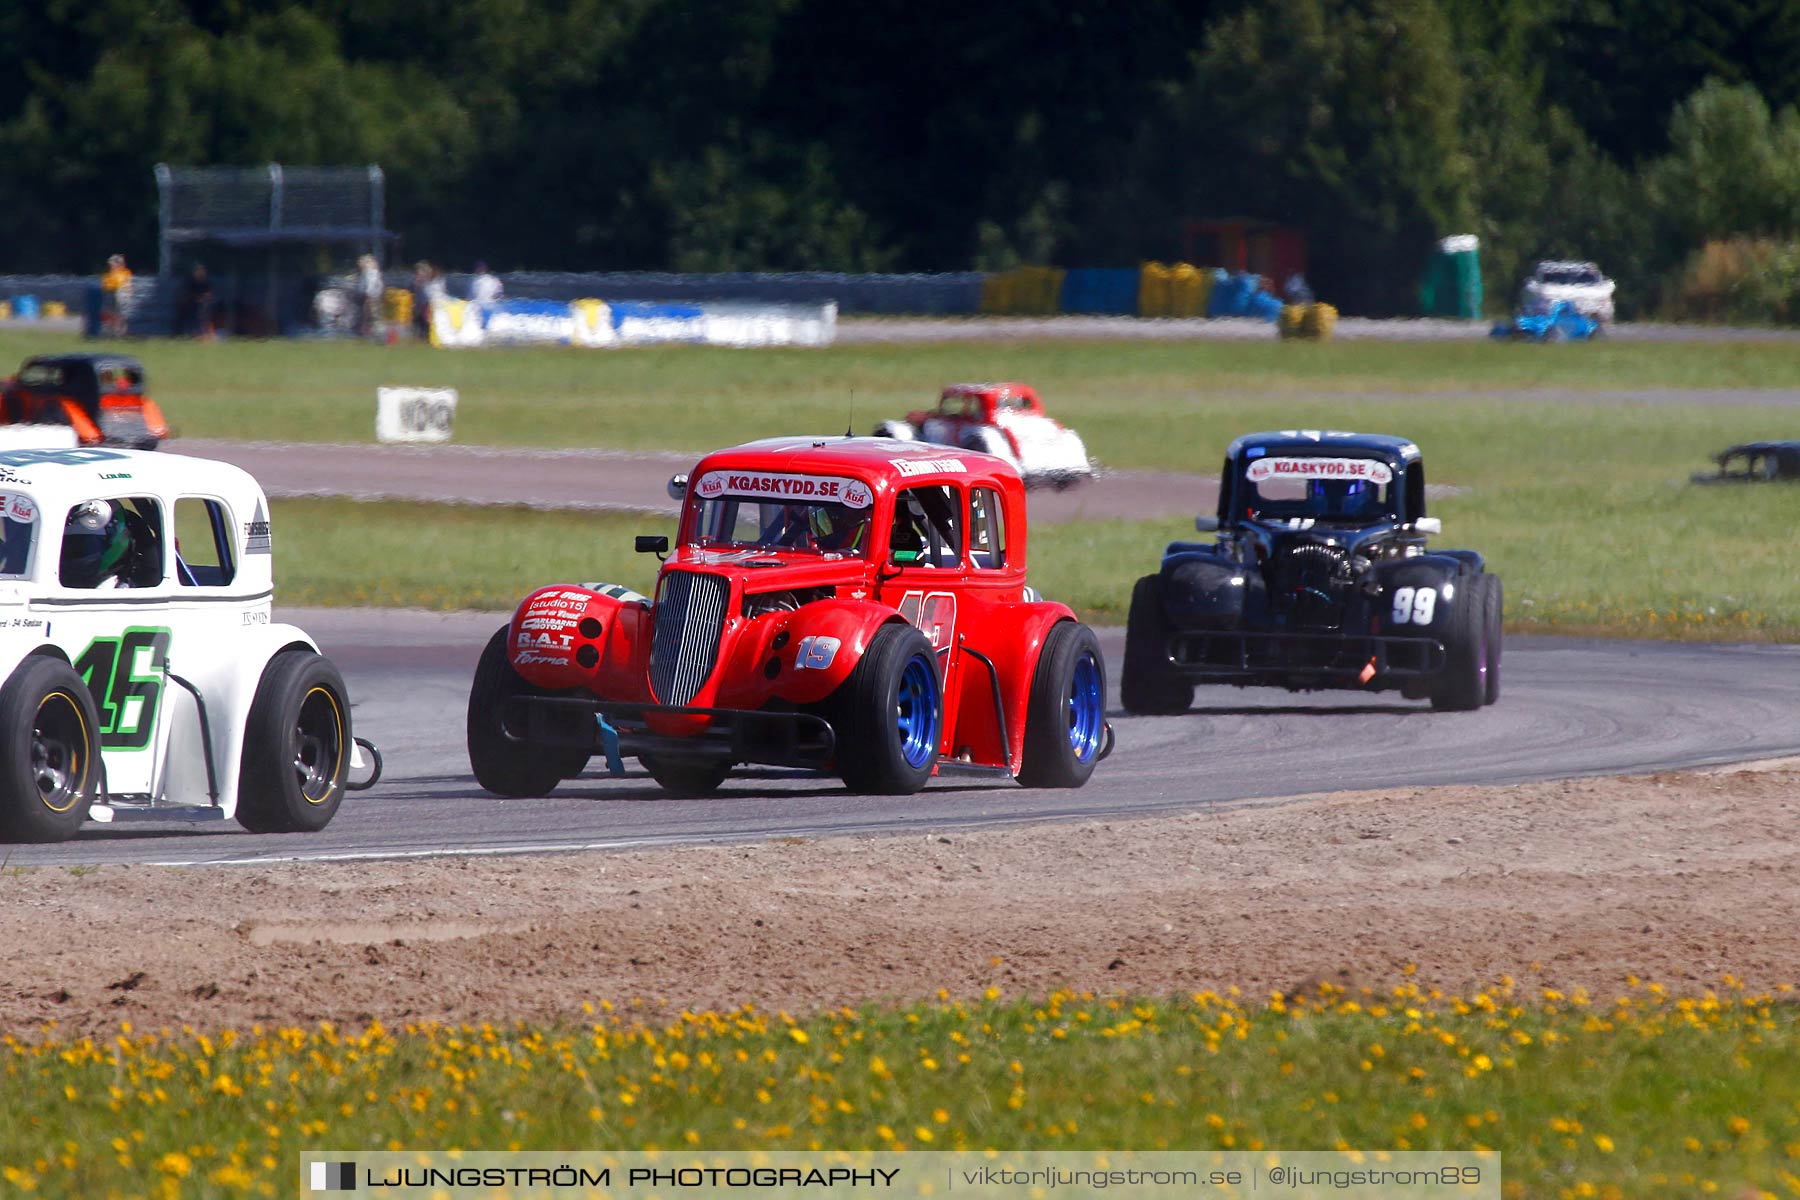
left=1390, top=586, right=1437, bottom=626
left=74, top=627, right=171, bottom=750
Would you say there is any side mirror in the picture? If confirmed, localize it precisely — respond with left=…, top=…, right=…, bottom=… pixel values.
left=667, top=473, right=689, bottom=500
left=1414, top=517, right=1442, bottom=535
left=1194, top=515, right=1220, bottom=533
left=635, top=535, right=669, bottom=558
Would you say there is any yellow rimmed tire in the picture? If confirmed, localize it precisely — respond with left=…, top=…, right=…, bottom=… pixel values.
left=0, top=657, right=102, bottom=843
left=237, top=651, right=351, bottom=833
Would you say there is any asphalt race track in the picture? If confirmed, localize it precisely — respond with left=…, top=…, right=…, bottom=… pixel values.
left=173, top=438, right=1220, bottom=525
left=13, top=608, right=1800, bottom=867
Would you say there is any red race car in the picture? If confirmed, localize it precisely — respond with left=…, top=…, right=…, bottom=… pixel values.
left=468, top=437, right=1111, bottom=797
left=873, top=382, right=1093, bottom=487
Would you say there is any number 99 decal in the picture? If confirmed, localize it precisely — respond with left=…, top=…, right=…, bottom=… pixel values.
left=1390, top=586, right=1437, bottom=626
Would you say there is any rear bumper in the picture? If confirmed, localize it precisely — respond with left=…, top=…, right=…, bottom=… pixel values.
left=1166, top=629, right=1445, bottom=683
left=503, top=695, right=836, bottom=770
left=98, top=411, right=162, bottom=449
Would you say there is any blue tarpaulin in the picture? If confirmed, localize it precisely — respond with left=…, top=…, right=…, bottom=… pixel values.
left=1205, top=271, right=1282, bottom=322
left=1059, top=268, right=1141, bottom=315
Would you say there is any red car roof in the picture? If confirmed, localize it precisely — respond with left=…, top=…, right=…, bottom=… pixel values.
left=694, top=436, right=1022, bottom=490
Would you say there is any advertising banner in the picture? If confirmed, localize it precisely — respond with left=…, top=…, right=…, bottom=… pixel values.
left=430, top=298, right=834, bottom=349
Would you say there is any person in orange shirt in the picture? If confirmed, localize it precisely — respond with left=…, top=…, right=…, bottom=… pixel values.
left=100, top=254, right=132, bottom=333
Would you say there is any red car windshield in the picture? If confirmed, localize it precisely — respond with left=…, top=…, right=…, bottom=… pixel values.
left=691, top=497, right=872, bottom=558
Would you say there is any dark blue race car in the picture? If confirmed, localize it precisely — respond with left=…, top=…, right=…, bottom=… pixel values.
left=1122, top=431, right=1503, bottom=714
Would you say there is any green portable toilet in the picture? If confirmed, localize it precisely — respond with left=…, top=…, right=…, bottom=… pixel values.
left=1419, top=235, right=1482, bottom=318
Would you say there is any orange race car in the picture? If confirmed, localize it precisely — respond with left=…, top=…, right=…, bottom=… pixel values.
left=0, top=354, right=169, bottom=449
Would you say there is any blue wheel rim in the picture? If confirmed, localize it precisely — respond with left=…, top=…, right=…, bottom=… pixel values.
left=895, top=654, right=941, bottom=769
left=1066, top=649, right=1104, bottom=762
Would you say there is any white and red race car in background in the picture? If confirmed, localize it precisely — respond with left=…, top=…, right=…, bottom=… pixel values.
left=872, top=383, right=1093, bottom=488
left=1521, top=261, right=1616, bottom=323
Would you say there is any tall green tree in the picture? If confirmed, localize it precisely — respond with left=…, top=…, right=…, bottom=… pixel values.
left=1109, top=0, right=1473, bottom=313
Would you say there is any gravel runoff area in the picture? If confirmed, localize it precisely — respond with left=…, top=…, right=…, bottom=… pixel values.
left=3, top=762, right=1795, bottom=1036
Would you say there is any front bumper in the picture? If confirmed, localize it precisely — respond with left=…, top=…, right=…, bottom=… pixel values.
left=1166, top=629, right=1446, bottom=683
left=503, top=695, right=836, bottom=770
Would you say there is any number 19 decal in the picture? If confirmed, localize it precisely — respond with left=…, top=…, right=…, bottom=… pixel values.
left=1390, top=586, right=1437, bottom=626
left=74, top=626, right=171, bottom=750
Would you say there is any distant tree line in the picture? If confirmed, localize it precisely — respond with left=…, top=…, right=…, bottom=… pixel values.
left=4, top=0, right=1800, bottom=314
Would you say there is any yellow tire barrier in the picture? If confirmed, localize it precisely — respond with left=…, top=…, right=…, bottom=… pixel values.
left=1279, top=302, right=1338, bottom=341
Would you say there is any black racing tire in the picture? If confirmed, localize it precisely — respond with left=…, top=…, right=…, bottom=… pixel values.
left=236, top=651, right=352, bottom=833
left=832, top=623, right=941, bottom=795
left=639, top=754, right=731, bottom=798
left=1429, top=576, right=1490, bottom=712
left=1121, top=575, right=1194, bottom=715
left=1478, top=573, right=1503, bottom=705
left=1017, top=622, right=1107, bottom=789
left=467, top=626, right=590, bottom=798
left=0, top=657, right=102, bottom=843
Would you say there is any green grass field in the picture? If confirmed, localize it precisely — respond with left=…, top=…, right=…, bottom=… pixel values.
left=3, top=984, right=1794, bottom=1198
left=6, top=328, right=1799, bottom=471
left=11, top=328, right=1800, bottom=636
left=272, top=479, right=1800, bottom=637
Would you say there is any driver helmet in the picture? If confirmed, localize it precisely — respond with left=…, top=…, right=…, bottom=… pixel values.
left=62, top=500, right=131, bottom=587
left=808, top=504, right=866, bottom=552
left=1309, top=478, right=1376, bottom=518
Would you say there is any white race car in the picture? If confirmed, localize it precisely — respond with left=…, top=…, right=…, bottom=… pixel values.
left=0, top=447, right=377, bottom=842
left=1521, top=261, right=1616, bottom=323
left=873, top=382, right=1092, bottom=487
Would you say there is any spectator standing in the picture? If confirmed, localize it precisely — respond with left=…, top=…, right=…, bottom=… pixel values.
left=100, top=254, right=132, bottom=334
left=469, top=261, right=503, bottom=309
left=177, top=264, right=216, bottom=339
left=356, top=254, right=384, bottom=337
left=411, top=261, right=435, bottom=340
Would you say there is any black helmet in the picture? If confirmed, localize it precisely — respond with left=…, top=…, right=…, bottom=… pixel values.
left=61, top=500, right=131, bottom=588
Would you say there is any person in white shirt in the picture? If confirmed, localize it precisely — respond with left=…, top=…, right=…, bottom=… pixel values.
left=469, top=262, right=503, bottom=309
left=356, top=254, right=384, bottom=336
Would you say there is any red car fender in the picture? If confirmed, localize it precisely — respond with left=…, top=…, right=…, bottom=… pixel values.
left=507, top=584, right=650, bottom=699
left=951, top=601, right=1077, bottom=772
left=715, top=599, right=902, bottom=709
